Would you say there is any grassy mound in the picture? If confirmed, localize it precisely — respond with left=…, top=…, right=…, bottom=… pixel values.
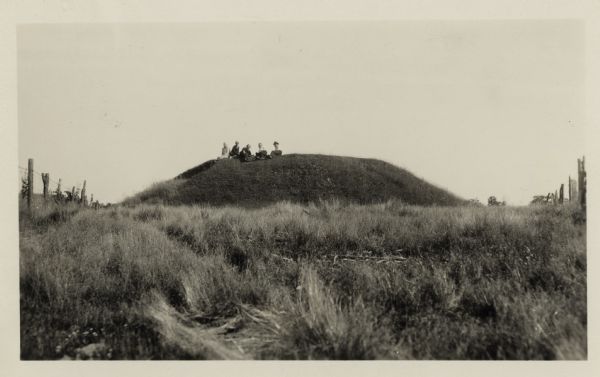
left=125, top=154, right=464, bottom=207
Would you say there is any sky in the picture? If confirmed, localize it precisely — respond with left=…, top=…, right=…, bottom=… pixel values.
left=17, top=21, right=585, bottom=205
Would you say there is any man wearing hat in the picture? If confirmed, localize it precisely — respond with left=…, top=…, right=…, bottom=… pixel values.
left=270, top=141, right=283, bottom=157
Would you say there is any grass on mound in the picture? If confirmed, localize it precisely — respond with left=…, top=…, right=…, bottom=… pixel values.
left=124, top=154, right=465, bottom=207
left=19, top=200, right=586, bottom=359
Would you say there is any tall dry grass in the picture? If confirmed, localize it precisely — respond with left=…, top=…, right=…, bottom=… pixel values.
left=19, top=199, right=586, bottom=359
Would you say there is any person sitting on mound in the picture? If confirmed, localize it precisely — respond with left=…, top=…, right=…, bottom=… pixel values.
left=270, top=141, right=283, bottom=157
left=218, top=142, right=229, bottom=159
left=229, top=141, right=240, bottom=158
left=255, top=142, right=270, bottom=160
left=240, top=144, right=255, bottom=162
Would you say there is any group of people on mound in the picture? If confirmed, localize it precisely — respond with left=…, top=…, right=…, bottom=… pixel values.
left=218, top=141, right=283, bottom=162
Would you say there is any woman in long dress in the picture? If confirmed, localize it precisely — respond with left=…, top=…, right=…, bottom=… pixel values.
left=218, top=142, right=229, bottom=159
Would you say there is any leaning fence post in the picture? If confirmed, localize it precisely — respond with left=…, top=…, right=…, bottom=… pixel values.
left=27, top=158, right=34, bottom=210
left=81, top=180, right=87, bottom=206
left=559, top=184, right=564, bottom=204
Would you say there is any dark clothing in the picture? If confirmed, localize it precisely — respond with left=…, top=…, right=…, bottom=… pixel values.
left=256, top=150, right=269, bottom=159
left=270, top=150, right=283, bottom=157
left=240, top=147, right=254, bottom=162
left=229, top=144, right=240, bottom=157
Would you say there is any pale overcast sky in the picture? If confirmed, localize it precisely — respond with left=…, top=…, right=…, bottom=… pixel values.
left=18, top=21, right=584, bottom=205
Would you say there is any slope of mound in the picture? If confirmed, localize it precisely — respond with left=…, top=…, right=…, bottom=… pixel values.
left=126, top=154, right=465, bottom=207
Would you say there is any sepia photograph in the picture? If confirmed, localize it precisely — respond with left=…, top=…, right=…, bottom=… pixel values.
left=3, top=2, right=599, bottom=374
left=15, top=20, right=588, bottom=361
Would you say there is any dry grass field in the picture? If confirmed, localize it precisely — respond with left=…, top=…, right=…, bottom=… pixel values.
left=19, top=198, right=586, bottom=360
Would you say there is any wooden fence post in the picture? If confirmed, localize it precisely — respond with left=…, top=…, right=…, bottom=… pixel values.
left=53, top=178, right=65, bottom=202
left=41, top=173, right=49, bottom=201
left=579, top=156, right=586, bottom=211
left=81, top=180, right=87, bottom=206
left=577, top=159, right=581, bottom=206
left=559, top=184, right=564, bottom=204
left=27, top=158, right=34, bottom=210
